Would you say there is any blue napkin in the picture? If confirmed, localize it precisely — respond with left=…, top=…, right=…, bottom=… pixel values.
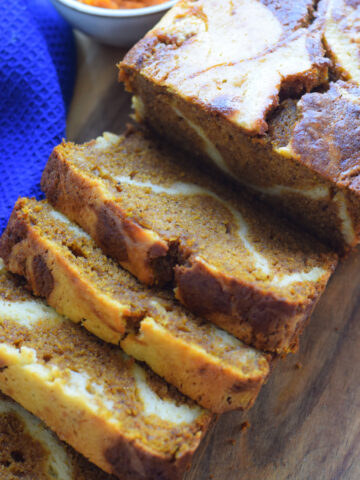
left=0, top=0, right=76, bottom=233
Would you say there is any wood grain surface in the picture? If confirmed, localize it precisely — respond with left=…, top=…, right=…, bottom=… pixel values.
left=67, top=33, right=360, bottom=480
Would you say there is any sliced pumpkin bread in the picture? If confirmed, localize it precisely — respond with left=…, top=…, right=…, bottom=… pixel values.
left=0, top=259, right=211, bottom=479
left=0, top=199, right=271, bottom=413
left=42, top=128, right=337, bottom=353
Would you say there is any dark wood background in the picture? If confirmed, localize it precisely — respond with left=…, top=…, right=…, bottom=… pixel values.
left=68, top=33, right=360, bottom=480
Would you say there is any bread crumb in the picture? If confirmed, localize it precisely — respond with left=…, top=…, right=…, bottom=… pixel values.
left=240, top=421, right=250, bottom=432
left=228, top=438, right=236, bottom=445
left=295, top=362, right=303, bottom=370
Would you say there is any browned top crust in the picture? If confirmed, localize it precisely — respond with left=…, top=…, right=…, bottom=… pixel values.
left=322, top=0, right=360, bottom=83
left=289, top=81, right=360, bottom=191
left=120, top=0, right=329, bottom=135
left=260, top=0, right=318, bottom=31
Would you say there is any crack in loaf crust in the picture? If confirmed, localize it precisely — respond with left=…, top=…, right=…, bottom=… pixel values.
left=0, top=199, right=271, bottom=413
left=0, top=392, right=116, bottom=480
left=0, top=261, right=211, bottom=479
left=119, top=0, right=360, bottom=253
left=41, top=128, right=337, bottom=353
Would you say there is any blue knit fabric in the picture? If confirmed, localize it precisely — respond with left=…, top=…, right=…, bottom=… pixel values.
left=0, top=0, right=75, bottom=233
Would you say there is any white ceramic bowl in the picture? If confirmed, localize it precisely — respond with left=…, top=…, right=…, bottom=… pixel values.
left=50, top=0, right=177, bottom=48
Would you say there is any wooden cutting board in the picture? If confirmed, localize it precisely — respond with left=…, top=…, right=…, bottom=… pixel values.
left=67, top=33, right=360, bottom=480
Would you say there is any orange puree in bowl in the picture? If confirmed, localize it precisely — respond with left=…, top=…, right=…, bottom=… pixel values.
left=78, top=0, right=167, bottom=8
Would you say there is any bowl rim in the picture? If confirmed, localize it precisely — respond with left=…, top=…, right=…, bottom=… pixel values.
left=51, top=0, right=177, bottom=17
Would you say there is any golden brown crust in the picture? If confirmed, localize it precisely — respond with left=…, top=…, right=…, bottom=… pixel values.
left=121, top=317, right=268, bottom=412
left=43, top=149, right=171, bottom=286
left=291, top=81, right=360, bottom=190
left=174, top=262, right=314, bottom=353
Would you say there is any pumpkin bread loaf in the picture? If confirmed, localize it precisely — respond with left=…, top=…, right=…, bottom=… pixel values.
left=42, top=128, right=337, bottom=354
left=0, top=259, right=211, bottom=479
left=0, top=391, right=117, bottom=480
left=119, top=0, right=360, bottom=253
left=0, top=199, right=271, bottom=413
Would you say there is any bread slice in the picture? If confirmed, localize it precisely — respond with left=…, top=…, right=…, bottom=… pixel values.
left=41, top=128, right=337, bottom=353
left=119, top=0, right=360, bottom=253
left=0, top=198, right=270, bottom=413
left=0, top=259, right=211, bottom=479
left=0, top=391, right=116, bottom=479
